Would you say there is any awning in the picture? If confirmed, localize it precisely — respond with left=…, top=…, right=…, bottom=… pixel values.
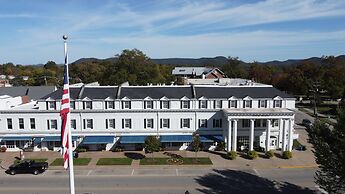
left=34, top=138, right=43, bottom=144
left=42, top=136, right=78, bottom=142
left=81, top=136, right=114, bottom=144
left=160, top=135, right=192, bottom=143
left=1, top=136, right=33, bottom=141
left=200, top=135, right=224, bottom=143
left=120, top=136, right=147, bottom=144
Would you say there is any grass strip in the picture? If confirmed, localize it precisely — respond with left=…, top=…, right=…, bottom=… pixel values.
left=50, top=158, right=91, bottom=166
left=140, top=157, right=212, bottom=165
left=96, top=158, right=132, bottom=165
left=14, top=158, right=48, bottom=164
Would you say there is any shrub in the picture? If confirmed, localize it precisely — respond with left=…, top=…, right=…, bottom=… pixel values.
left=227, top=151, right=237, bottom=160
left=75, top=148, right=87, bottom=153
left=215, top=141, right=225, bottom=151
left=265, top=150, right=274, bottom=158
left=0, top=146, right=6, bottom=152
left=247, top=150, right=258, bottom=160
left=282, top=151, right=292, bottom=159
left=114, top=146, right=124, bottom=152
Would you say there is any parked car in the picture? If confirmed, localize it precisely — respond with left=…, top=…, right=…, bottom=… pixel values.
left=302, top=119, right=312, bottom=128
left=7, top=160, right=48, bottom=175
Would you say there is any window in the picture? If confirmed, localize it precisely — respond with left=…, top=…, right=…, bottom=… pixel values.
left=71, top=119, right=76, bottom=130
left=242, top=119, right=250, bottom=128
left=30, top=118, right=35, bottom=129
left=19, top=118, right=24, bottom=129
left=273, top=100, right=282, bottom=108
left=144, top=119, right=154, bottom=128
left=122, top=119, right=132, bottom=129
left=47, top=120, right=58, bottom=130
left=199, top=100, right=207, bottom=109
left=106, top=101, right=114, bottom=109
left=122, top=101, right=131, bottom=109
left=70, top=101, right=75, bottom=109
left=145, top=101, right=153, bottom=109
left=238, top=136, right=249, bottom=147
left=199, top=119, right=208, bottom=128
left=259, top=100, right=267, bottom=108
left=47, top=101, right=56, bottom=110
left=7, top=118, right=12, bottom=129
left=160, top=101, right=170, bottom=109
left=181, top=100, right=190, bottom=109
left=213, top=119, right=222, bottom=128
left=272, top=119, right=279, bottom=127
left=262, top=120, right=267, bottom=127
left=254, top=120, right=260, bottom=127
left=243, top=100, right=252, bottom=108
left=229, top=100, right=237, bottom=108
left=83, top=119, right=93, bottom=129
left=180, top=118, right=190, bottom=128
left=214, top=100, right=222, bottom=109
left=106, top=119, right=115, bottom=129
left=83, top=101, right=92, bottom=109
left=160, top=119, right=170, bottom=128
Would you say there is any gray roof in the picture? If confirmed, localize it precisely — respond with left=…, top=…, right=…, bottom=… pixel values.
left=172, top=67, right=212, bottom=76
left=195, top=86, right=293, bottom=99
left=120, top=86, right=193, bottom=99
left=40, top=85, right=293, bottom=100
left=0, top=86, right=56, bottom=100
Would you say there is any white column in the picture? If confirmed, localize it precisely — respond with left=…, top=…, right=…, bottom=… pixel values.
left=282, top=119, right=287, bottom=152
left=227, top=120, right=232, bottom=152
left=266, top=119, right=271, bottom=151
left=287, top=119, right=294, bottom=151
left=232, top=119, right=238, bottom=151
left=278, top=119, right=283, bottom=149
left=249, top=119, right=255, bottom=151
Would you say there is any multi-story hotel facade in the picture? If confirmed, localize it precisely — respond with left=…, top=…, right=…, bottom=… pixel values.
left=0, top=84, right=296, bottom=153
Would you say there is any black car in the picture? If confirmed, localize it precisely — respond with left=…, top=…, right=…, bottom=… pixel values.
left=302, top=119, right=312, bottom=128
left=7, top=160, right=48, bottom=175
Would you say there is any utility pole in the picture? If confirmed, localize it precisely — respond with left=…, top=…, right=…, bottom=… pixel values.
left=312, top=81, right=321, bottom=118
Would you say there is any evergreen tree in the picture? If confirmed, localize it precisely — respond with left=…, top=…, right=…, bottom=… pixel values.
left=307, top=107, right=345, bottom=193
left=144, top=136, right=161, bottom=159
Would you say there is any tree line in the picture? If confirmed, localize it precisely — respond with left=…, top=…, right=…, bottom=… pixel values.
left=1, top=49, right=345, bottom=99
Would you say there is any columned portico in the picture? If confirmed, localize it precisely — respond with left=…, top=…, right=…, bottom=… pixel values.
left=282, top=119, right=287, bottom=152
left=226, top=119, right=232, bottom=152
left=288, top=119, right=294, bottom=151
left=266, top=119, right=271, bottom=151
left=278, top=119, right=283, bottom=149
left=249, top=119, right=255, bottom=151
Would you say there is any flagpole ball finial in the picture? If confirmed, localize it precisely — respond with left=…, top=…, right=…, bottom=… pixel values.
left=63, top=35, right=68, bottom=40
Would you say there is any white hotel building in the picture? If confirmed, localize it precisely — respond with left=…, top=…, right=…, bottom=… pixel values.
left=0, top=84, right=297, bottom=153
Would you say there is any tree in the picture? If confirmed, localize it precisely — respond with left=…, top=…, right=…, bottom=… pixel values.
left=192, top=134, right=201, bottom=158
left=221, top=56, right=247, bottom=78
left=144, top=136, right=161, bottom=159
left=307, top=108, right=345, bottom=193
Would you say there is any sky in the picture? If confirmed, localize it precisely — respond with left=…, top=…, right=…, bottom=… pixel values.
left=0, top=0, right=345, bottom=64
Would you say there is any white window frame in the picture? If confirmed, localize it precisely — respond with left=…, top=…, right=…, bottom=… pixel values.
left=48, top=101, right=56, bottom=110
left=30, top=118, right=35, bottom=129
left=199, top=100, right=207, bottom=109
left=106, top=119, right=115, bottom=129
left=161, top=101, right=170, bottom=109
left=83, top=119, right=93, bottom=129
left=122, top=101, right=131, bottom=109
left=106, top=101, right=115, bottom=109
left=7, top=118, right=12, bottom=129
left=83, top=101, right=92, bottom=109
left=145, top=101, right=153, bottom=109
left=161, top=119, right=170, bottom=128
left=229, top=100, right=237, bottom=108
left=259, top=100, right=267, bottom=108
left=124, top=119, right=132, bottom=129
left=199, top=119, right=207, bottom=128
left=181, top=118, right=190, bottom=128
left=18, top=118, right=24, bottom=129
left=47, top=119, right=58, bottom=130
left=244, top=100, right=252, bottom=108
left=214, top=100, right=222, bottom=109
left=274, top=100, right=282, bottom=108
left=145, top=118, right=154, bottom=128
left=181, top=101, right=190, bottom=109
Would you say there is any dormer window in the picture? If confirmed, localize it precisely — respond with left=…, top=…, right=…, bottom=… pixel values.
left=181, top=100, right=190, bottom=109
left=273, top=100, right=282, bottom=108
left=214, top=100, right=222, bottom=109
left=122, top=101, right=131, bottom=109
left=229, top=100, right=237, bottom=108
left=243, top=100, right=252, bottom=108
left=259, top=100, right=267, bottom=108
left=144, top=101, right=153, bottom=109
left=106, top=101, right=115, bottom=109
left=83, top=101, right=92, bottom=109
left=160, top=101, right=170, bottom=109
left=199, top=100, right=207, bottom=109
left=47, top=101, right=56, bottom=110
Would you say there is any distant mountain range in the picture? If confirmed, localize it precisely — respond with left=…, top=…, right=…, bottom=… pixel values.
left=72, top=55, right=345, bottom=66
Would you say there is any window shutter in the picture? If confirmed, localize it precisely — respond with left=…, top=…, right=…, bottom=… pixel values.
left=91, top=120, right=93, bottom=129
left=46, top=102, right=48, bottom=110
left=220, top=119, right=222, bottom=128
left=152, top=119, right=154, bottom=128
left=105, top=102, right=107, bottom=110
left=188, top=101, right=190, bottom=109
left=122, top=119, right=124, bottom=128
left=205, top=120, right=208, bottom=128
left=129, top=102, right=132, bottom=109
left=180, top=119, right=182, bottom=128
left=168, top=101, right=170, bottom=109
left=187, top=119, right=190, bottom=128
left=213, top=119, right=215, bottom=128
left=198, top=119, right=200, bottom=128
left=258, top=100, right=261, bottom=108
left=106, top=119, right=108, bottom=129
left=250, top=100, right=252, bottom=108
left=199, top=101, right=201, bottom=109
left=180, top=101, right=183, bottom=109
left=144, top=101, right=146, bottom=109
left=160, top=101, right=162, bottom=109
left=129, top=120, right=132, bottom=129
left=121, top=102, right=123, bottom=109
left=160, top=119, right=162, bottom=128
left=83, top=119, right=86, bottom=129
left=47, top=120, right=50, bottom=130
left=273, top=101, right=276, bottom=108
left=168, top=119, right=170, bottom=128
left=144, top=119, right=146, bottom=128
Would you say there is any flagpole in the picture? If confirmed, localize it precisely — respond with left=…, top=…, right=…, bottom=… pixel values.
left=63, top=35, right=75, bottom=194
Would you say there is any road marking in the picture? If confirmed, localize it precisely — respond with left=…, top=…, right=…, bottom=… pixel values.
left=176, top=169, right=179, bottom=176
left=131, top=169, right=135, bottom=176
left=86, top=170, right=92, bottom=176
left=253, top=168, right=260, bottom=176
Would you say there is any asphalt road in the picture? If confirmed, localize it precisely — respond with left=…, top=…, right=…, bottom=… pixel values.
left=0, top=167, right=319, bottom=194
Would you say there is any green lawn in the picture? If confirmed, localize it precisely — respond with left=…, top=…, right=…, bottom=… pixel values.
left=140, top=157, right=212, bottom=165
left=96, top=158, right=132, bottom=165
left=14, top=158, right=48, bottom=164
left=50, top=158, right=91, bottom=166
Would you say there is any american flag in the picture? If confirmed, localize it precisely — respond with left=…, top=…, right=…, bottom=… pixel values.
left=60, top=41, right=70, bottom=169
